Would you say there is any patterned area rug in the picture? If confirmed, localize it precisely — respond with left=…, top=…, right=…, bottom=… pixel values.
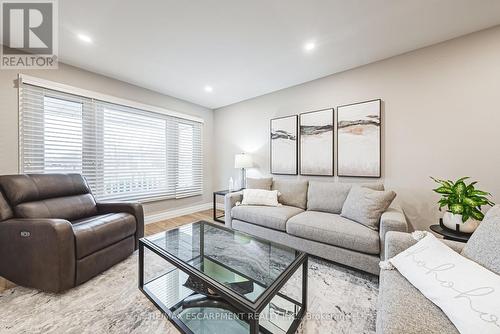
left=0, top=253, right=378, bottom=334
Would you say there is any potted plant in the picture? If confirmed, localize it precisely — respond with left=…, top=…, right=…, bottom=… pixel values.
left=431, top=176, right=495, bottom=233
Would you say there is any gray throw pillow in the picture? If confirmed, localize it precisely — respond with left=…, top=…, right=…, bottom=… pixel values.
left=340, top=186, right=396, bottom=230
left=246, top=177, right=273, bottom=190
left=307, top=181, right=352, bottom=214
left=461, top=205, right=500, bottom=275
left=307, top=182, right=385, bottom=214
left=272, top=179, right=308, bottom=209
left=362, top=183, right=385, bottom=191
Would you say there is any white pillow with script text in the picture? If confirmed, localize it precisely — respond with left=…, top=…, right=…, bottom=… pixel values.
left=390, top=233, right=500, bottom=334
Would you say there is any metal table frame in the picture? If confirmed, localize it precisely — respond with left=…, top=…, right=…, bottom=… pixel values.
left=139, top=221, right=308, bottom=334
left=213, top=189, right=243, bottom=223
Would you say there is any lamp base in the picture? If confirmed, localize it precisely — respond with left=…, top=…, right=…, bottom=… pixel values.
left=241, top=168, right=246, bottom=189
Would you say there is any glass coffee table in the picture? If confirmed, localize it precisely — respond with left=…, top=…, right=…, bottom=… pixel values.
left=139, top=221, right=308, bottom=334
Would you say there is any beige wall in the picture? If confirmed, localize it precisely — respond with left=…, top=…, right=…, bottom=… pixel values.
left=0, top=63, right=214, bottom=216
left=214, top=26, right=500, bottom=231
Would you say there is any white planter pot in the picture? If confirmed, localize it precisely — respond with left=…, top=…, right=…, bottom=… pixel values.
left=442, top=212, right=480, bottom=233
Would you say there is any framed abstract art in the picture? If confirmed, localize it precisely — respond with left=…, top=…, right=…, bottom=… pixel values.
left=299, top=108, right=334, bottom=176
left=337, top=99, right=381, bottom=178
left=270, top=115, right=298, bottom=175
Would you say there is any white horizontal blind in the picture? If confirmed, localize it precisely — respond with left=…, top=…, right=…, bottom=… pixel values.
left=19, top=83, right=203, bottom=201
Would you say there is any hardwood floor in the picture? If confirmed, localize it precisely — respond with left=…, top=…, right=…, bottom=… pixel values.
left=0, top=209, right=224, bottom=292
left=145, top=208, right=223, bottom=235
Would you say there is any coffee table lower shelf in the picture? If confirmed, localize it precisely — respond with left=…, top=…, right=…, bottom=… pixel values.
left=140, top=267, right=303, bottom=334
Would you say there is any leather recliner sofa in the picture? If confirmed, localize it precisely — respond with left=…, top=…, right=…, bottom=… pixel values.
left=0, top=173, right=144, bottom=292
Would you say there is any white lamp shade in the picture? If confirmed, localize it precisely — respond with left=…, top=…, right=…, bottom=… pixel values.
left=234, top=153, right=252, bottom=169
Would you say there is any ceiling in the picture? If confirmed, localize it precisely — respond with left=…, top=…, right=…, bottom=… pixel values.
left=59, top=0, right=500, bottom=109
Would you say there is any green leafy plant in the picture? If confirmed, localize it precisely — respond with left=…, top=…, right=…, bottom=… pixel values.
left=431, top=176, right=494, bottom=222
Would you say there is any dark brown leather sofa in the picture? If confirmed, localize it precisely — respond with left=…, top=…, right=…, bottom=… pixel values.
left=0, top=174, right=144, bottom=292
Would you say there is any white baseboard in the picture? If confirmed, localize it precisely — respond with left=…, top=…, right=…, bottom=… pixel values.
left=145, top=202, right=213, bottom=224
left=145, top=202, right=225, bottom=224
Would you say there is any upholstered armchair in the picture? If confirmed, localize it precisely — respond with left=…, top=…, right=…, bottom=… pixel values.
left=0, top=174, right=144, bottom=292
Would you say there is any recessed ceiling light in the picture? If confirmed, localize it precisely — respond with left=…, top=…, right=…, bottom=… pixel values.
left=304, top=41, right=316, bottom=52
left=77, top=33, right=93, bottom=43
left=204, top=85, right=213, bottom=93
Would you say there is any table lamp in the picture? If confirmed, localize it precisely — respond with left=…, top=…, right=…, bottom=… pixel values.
left=234, top=153, right=252, bottom=189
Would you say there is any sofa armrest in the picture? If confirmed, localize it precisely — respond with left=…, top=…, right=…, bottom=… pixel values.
left=0, top=218, right=75, bottom=292
left=379, top=204, right=408, bottom=260
left=385, top=231, right=466, bottom=259
left=97, top=202, right=144, bottom=249
left=224, top=191, right=243, bottom=228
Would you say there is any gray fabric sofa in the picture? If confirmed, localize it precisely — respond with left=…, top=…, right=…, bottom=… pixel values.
left=224, top=179, right=408, bottom=275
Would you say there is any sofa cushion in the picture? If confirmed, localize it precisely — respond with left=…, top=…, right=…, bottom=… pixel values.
left=377, top=269, right=458, bottom=334
left=461, top=205, right=500, bottom=275
left=72, top=213, right=136, bottom=259
left=0, top=174, right=92, bottom=206
left=14, top=193, right=98, bottom=221
left=246, top=177, right=273, bottom=190
left=362, top=183, right=385, bottom=191
left=272, top=179, right=308, bottom=209
left=341, top=186, right=396, bottom=230
left=307, top=182, right=385, bottom=214
left=0, top=191, right=13, bottom=221
left=307, top=182, right=350, bottom=214
left=231, top=205, right=303, bottom=231
left=286, top=211, right=380, bottom=254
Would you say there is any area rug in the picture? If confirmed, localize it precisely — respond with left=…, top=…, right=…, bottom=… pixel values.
left=0, top=253, right=378, bottom=333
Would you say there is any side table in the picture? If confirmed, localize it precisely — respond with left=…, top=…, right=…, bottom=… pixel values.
left=429, top=218, right=473, bottom=243
left=213, top=189, right=242, bottom=223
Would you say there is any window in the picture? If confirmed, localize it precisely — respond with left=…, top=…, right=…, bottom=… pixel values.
left=43, top=96, right=83, bottom=173
left=19, top=82, right=203, bottom=201
left=177, top=122, right=202, bottom=195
